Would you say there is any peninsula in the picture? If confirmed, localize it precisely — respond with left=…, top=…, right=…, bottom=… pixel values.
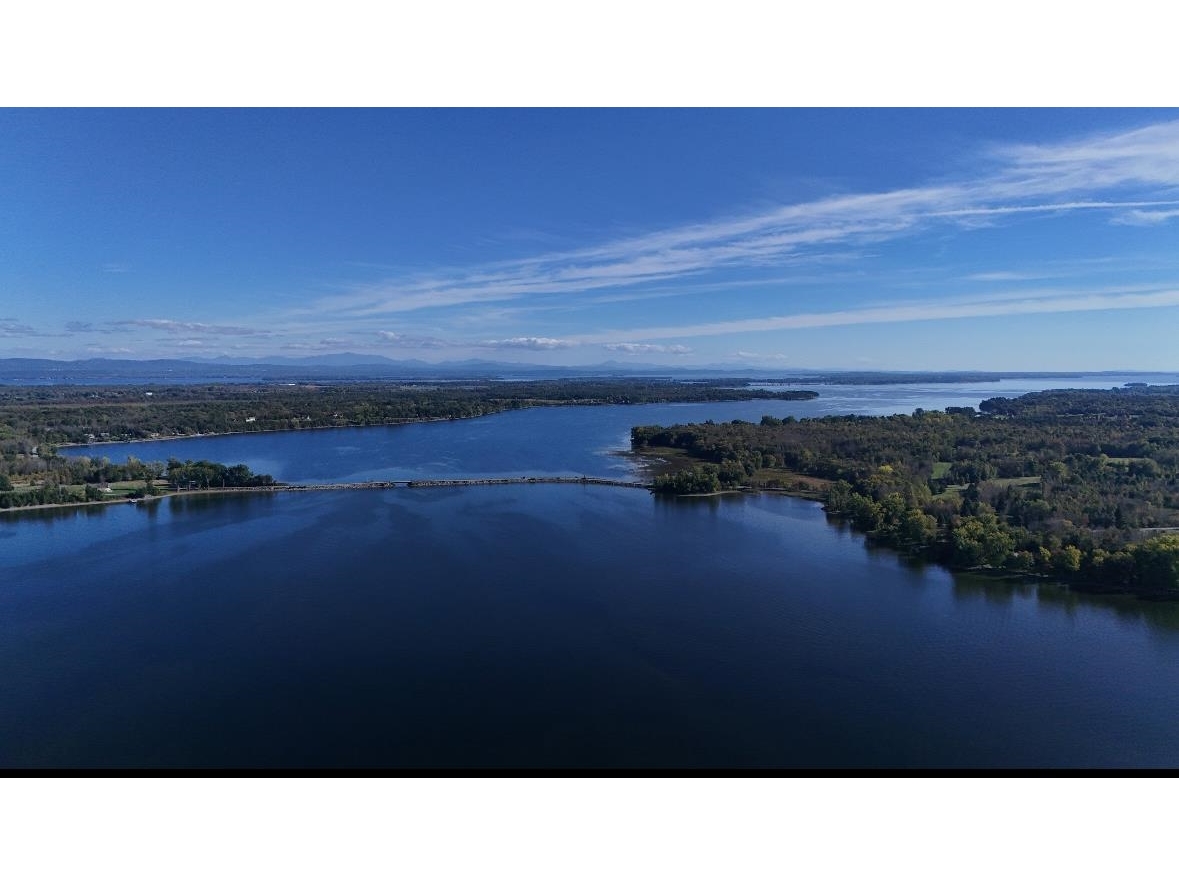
left=633, top=385, right=1179, bottom=595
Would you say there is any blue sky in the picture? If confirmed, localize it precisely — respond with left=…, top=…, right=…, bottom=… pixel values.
left=3, top=108, right=1178, bottom=370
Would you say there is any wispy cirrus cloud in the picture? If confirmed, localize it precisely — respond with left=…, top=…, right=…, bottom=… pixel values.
left=314, top=220, right=911, bottom=318
left=308, top=120, right=1179, bottom=320
left=1114, top=208, right=1179, bottom=226
left=579, top=285, right=1179, bottom=343
left=988, top=122, right=1179, bottom=195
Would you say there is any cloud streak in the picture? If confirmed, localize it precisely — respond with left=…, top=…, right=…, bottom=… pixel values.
left=1115, top=208, right=1179, bottom=226
left=580, top=286, right=1179, bottom=342
left=309, top=121, right=1179, bottom=318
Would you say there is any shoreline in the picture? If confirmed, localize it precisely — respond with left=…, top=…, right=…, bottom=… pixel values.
left=53, top=414, right=474, bottom=450
left=632, top=448, right=1175, bottom=599
left=50, top=391, right=822, bottom=451
left=0, top=476, right=653, bottom=516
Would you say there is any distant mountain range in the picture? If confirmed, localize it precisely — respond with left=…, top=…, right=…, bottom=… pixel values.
left=0, top=355, right=1160, bottom=385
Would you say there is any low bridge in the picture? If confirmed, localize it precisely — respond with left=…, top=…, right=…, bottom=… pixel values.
left=276, top=476, right=651, bottom=492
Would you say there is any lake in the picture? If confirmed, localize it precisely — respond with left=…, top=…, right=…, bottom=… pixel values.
left=63, top=374, right=1179, bottom=484
left=7, top=375, right=1179, bottom=767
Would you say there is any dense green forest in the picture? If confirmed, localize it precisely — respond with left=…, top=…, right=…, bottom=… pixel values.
left=632, top=386, right=1179, bottom=594
left=0, top=379, right=814, bottom=509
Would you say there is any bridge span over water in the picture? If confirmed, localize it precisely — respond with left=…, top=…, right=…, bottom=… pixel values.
left=278, top=476, right=651, bottom=492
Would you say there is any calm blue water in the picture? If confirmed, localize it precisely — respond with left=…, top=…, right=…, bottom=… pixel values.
left=5, top=487, right=1179, bottom=768
left=6, top=375, right=1179, bottom=768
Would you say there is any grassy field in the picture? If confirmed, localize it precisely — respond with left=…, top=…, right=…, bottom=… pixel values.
left=748, top=467, right=832, bottom=498
left=940, top=475, right=1040, bottom=492
left=985, top=475, right=1042, bottom=489
left=9, top=478, right=168, bottom=497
